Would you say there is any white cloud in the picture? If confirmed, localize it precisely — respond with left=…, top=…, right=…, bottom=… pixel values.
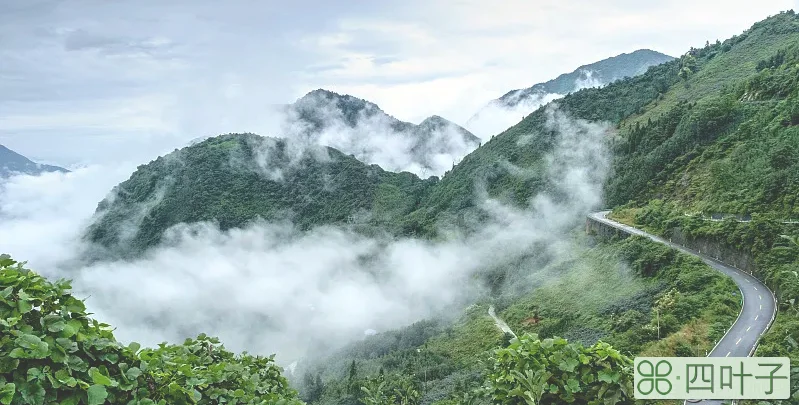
left=0, top=106, right=612, bottom=366
left=0, top=165, right=135, bottom=271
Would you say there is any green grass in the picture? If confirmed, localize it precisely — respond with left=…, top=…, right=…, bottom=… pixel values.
left=626, top=12, right=799, bottom=129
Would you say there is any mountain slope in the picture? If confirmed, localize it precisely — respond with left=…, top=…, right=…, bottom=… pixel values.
left=283, top=89, right=480, bottom=176
left=85, top=133, right=436, bottom=256
left=0, top=144, right=68, bottom=178
left=303, top=13, right=799, bottom=404
left=404, top=11, right=799, bottom=236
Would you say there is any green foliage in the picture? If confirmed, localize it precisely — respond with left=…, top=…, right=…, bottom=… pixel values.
left=0, top=254, right=303, bottom=405
left=608, top=19, right=799, bottom=216
left=484, top=334, right=634, bottom=405
left=86, top=134, right=438, bottom=256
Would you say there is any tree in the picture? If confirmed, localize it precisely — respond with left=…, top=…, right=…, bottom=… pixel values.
left=359, top=375, right=394, bottom=405
left=348, top=360, right=360, bottom=396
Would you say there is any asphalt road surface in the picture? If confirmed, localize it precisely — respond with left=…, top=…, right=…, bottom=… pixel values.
left=588, top=211, right=778, bottom=405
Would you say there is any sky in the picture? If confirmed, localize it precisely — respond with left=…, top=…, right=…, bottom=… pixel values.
left=1, top=0, right=797, bottom=166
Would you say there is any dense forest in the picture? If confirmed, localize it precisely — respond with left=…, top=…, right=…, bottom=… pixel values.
left=85, top=135, right=437, bottom=257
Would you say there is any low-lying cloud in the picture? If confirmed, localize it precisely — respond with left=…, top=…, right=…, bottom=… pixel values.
left=0, top=106, right=610, bottom=367
left=184, top=90, right=480, bottom=179
left=465, top=69, right=607, bottom=140
left=277, top=91, right=480, bottom=178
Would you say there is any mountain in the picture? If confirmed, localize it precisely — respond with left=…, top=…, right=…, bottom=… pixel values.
left=86, top=12, right=799, bottom=258
left=282, top=89, right=480, bottom=177
left=278, top=89, right=479, bottom=177
left=299, top=11, right=799, bottom=404
left=85, top=133, right=436, bottom=256
left=0, top=144, right=68, bottom=178
left=465, top=49, right=674, bottom=138
left=497, top=49, right=674, bottom=107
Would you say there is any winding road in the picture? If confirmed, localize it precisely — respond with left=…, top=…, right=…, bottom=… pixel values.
left=588, top=211, right=778, bottom=405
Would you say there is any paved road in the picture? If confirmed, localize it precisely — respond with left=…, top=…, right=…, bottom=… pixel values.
left=588, top=211, right=778, bottom=405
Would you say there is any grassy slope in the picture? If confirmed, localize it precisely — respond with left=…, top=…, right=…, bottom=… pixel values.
left=626, top=15, right=799, bottom=129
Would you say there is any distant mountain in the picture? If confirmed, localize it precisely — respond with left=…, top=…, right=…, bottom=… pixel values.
left=281, top=89, right=480, bottom=177
left=85, top=133, right=436, bottom=257
left=466, top=49, right=674, bottom=137
left=0, top=144, right=68, bottom=178
left=497, top=49, right=674, bottom=107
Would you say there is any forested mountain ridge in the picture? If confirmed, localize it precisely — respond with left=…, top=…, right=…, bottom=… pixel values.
left=0, top=144, right=68, bottom=178
left=397, top=10, right=799, bottom=236
left=85, top=134, right=436, bottom=256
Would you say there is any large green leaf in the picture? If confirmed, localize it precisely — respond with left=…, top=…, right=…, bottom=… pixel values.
left=0, top=383, right=15, bottom=405
left=89, top=367, right=114, bottom=387
left=86, top=384, right=108, bottom=405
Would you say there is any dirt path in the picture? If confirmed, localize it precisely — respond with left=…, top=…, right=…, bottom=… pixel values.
left=488, top=305, right=516, bottom=338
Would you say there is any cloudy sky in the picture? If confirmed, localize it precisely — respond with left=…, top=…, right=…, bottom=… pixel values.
left=1, top=0, right=797, bottom=166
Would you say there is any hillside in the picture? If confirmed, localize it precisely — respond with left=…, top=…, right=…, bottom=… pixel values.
left=0, top=144, right=68, bottom=178
left=85, top=133, right=436, bottom=256
left=402, top=10, right=799, bottom=236
left=283, top=89, right=480, bottom=176
left=296, top=12, right=799, bottom=404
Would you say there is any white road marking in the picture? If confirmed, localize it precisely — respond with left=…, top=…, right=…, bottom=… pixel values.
left=736, top=338, right=742, bottom=345
left=759, top=295, right=762, bottom=300
left=755, top=315, right=759, bottom=321
left=746, top=326, right=751, bottom=332
left=754, top=286, right=758, bottom=291
left=726, top=351, right=731, bottom=357
left=745, top=279, right=750, bottom=283
left=760, top=304, right=762, bottom=310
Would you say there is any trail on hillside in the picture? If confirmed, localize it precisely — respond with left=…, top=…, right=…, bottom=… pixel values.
left=488, top=305, right=516, bottom=338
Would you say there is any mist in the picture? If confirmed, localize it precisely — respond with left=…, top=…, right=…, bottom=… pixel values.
left=0, top=106, right=611, bottom=366
left=465, top=69, right=607, bottom=140
left=183, top=90, right=480, bottom=179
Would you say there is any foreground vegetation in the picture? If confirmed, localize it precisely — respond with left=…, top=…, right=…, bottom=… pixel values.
left=0, top=254, right=302, bottom=405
